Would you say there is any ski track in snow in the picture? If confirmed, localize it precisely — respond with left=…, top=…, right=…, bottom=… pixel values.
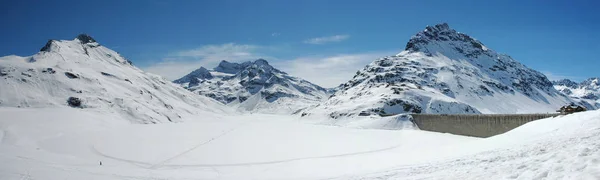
left=90, top=122, right=251, bottom=169
left=0, top=130, right=4, bottom=144
left=91, top=121, right=415, bottom=169
left=3, top=108, right=600, bottom=179
left=154, top=142, right=408, bottom=168
left=90, top=145, right=153, bottom=168
left=147, top=122, right=249, bottom=169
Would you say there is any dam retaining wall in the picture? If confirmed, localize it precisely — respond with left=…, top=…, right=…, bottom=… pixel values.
left=410, top=114, right=561, bottom=138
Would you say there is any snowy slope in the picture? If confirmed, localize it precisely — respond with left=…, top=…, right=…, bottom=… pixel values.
left=553, top=78, right=600, bottom=109
left=1, top=107, right=600, bottom=179
left=303, top=23, right=573, bottom=118
left=174, top=59, right=329, bottom=114
left=0, top=34, right=228, bottom=123
left=341, top=110, right=600, bottom=180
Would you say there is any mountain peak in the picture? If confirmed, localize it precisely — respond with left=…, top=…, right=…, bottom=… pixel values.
left=214, top=60, right=252, bottom=74
left=76, top=34, right=96, bottom=44
left=424, top=23, right=451, bottom=33
left=40, top=39, right=56, bottom=52
left=213, top=59, right=274, bottom=74
left=249, top=59, right=276, bottom=71
left=405, top=23, right=488, bottom=57
left=582, top=77, right=600, bottom=86
left=191, top=66, right=211, bottom=75
left=243, top=58, right=286, bottom=76
left=40, top=34, right=98, bottom=52
left=218, top=60, right=232, bottom=66
left=553, top=79, right=579, bottom=88
left=254, top=59, right=269, bottom=65
left=173, top=66, right=213, bottom=86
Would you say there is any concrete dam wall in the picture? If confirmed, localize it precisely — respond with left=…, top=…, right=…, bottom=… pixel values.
left=410, top=114, right=561, bottom=138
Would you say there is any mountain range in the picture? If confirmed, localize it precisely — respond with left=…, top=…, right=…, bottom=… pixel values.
left=173, top=59, right=329, bottom=114
left=553, top=78, right=600, bottom=109
left=1, top=23, right=596, bottom=122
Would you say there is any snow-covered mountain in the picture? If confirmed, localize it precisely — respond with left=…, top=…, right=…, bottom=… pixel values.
left=0, top=34, right=227, bottom=123
left=174, top=59, right=329, bottom=114
left=553, top=78, right=600, bottom=109
left=303, top=23, right=574, bottom=118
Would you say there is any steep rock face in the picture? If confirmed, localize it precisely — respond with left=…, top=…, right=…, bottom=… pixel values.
left=553, top=78, right=600, bottom=109
left=405, top=23, right=489, bottom=59
left=174, top=59, right=329, bottom=114
left=173, top=67, right=213, bottom=87
left=303, top=23, right=573, bottom=118
left=0, top=34, right=227, bottom=123
left=213, top=60, right=253, bottom=74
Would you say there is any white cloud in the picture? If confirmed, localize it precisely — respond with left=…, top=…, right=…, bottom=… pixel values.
left=143, top=43, right=267, bottom=80
left=271, top=33, right=281, bottom=37
left=303, top=35, right=350, bottom=45
left=273, top=51, right=395, bottom=88
left=542, top=71, right=582, bottom=81
left=174, top=43, right=261, bottom=61
left=144, top=60, right=207, bottom=80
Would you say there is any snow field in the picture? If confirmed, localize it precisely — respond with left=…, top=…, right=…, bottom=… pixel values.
left=0, top=108, right=476, bottom=179
left=342, top=110, right=600, bottom=179
left=2, top=108, right=600, bottom=179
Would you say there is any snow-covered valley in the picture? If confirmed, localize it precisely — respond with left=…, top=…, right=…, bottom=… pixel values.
left=1, top=107, right=600, bottom=180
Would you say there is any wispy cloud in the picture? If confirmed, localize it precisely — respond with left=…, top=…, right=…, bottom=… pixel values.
left=303, top=35, right=350, bottom=45
left=273, top=51, right=395, bottom=88
left=143, top=60, right=207, bottom=80
left=143, top=43, right=267, bottom=80
left=174, top=43, right=261, bottom=60
left=542, top=71, right=583, bottom=81
left=271, top=32, right=281, bottom=37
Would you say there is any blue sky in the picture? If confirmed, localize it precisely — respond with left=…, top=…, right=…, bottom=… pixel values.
left=1, top=0, right=598, bottom=87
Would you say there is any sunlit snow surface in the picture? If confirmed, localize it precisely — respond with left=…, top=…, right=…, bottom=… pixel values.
left=1, top=107, right=600, bottom=180
left=0, top=38, right=228, bottom=124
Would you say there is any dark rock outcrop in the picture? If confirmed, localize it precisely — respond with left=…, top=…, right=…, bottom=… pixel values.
left=67, top=97, right=82, bottom=107
left=405, top=23, right=488, bottom=58
left=64, top=72, right=79, bottom=79
left=76, top=34, right=96, bottom=44
left=40, top=40, right=56, bottom=52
